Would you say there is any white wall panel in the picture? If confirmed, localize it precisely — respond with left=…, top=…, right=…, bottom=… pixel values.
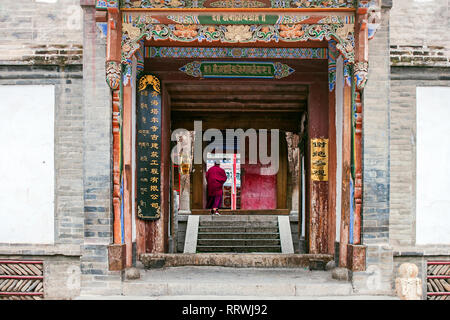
left=0, top=85, right=55, bottom=244
left=416, top=86, right=450, bottom=244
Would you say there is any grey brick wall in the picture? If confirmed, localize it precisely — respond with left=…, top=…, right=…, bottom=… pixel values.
left=353, top=3, right=395, bottom=295
left=79, top=4, right=121, bottom=295
left=389, top=0, right=450, bottom=249
left=0, top=0, right=83, bottom=65
left=387, top=1, right=450, bottom=297
left=0, top=0, right=86, bottom=297
left=390, top=0, right=450, bottom=62
left=0, top=0, right=119, bottom=298
left=0, top=66, right=84, bottom=245
left=0, top=64, right=85, bottom=299
left=389, top=69, right=450, bottom=248
left=362, top=6, right=391, bottom=244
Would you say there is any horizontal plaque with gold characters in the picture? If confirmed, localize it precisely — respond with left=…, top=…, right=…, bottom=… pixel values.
left=179, top=61, right=295, bottom=79
left=311, top=138, right=328, bottom=182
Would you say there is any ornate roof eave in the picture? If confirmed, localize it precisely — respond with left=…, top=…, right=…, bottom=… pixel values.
left=120, top=15, right=357, bottom=64
left=100, top=0, right=382, bottom=91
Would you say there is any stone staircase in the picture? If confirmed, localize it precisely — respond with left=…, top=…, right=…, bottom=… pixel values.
left=195, top=215, right=283, bottom=253
left=139, top=215, right=334, bottom=270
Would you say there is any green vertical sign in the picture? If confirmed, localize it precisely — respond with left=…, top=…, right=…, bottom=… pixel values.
left=136, top=74, right=162, bottom=220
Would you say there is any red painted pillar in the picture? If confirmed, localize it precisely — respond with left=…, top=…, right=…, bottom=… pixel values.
left=308, top=81, right=329, bottom=254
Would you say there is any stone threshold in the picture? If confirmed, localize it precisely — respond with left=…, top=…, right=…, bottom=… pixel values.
left=141, top=253, right=333, bottom=269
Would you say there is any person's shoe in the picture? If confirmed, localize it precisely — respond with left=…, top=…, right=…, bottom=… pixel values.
left=210, top=209, right=214, bottom=215
left=214, top=209, right=221, bottom=215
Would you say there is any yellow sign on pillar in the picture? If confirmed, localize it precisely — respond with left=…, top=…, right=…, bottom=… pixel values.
left=311, top=138, right=329, bottom=182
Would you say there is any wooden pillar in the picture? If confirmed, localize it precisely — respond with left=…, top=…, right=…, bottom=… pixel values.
left=192, top=164, right=204, bottom=210
left=339, top=69, right=352, bottom=268
left=112, top=90, right=122, bottom=245
left=327, top=88, right=337, bottom=255
left=308, top=81, right=329, bottom=254
left=161, top=84, right=171, bottom=252
left=277, top=133, right=288, bottom=209
left=354, top=91, right=363, bottom=245
left=327, top=41, right=338, bottom=255
left=105, top=6, right=126, bottom=271
left=344, top=7, right=369, bottom=271
left=123, top=84, right=133, bottom=267
left=353, top=8, right=369, bottom=246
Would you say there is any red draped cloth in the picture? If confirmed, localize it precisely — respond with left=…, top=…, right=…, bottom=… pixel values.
left=206, top=164, right=227, bottom=209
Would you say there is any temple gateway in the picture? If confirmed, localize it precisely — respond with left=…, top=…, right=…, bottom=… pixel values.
left=0, top=0, right=449, bottom=299
left=100, top=0, right=377, bottom=272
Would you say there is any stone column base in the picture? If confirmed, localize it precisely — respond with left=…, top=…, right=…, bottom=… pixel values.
left=108, top=243, right=126, bottom=271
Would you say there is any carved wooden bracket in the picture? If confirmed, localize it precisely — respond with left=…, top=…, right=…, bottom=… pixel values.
left=105, top=60, right=121, bottom=90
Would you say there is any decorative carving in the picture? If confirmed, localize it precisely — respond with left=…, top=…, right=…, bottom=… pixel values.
left=106, top=60, right=121, bottom=90
left=395, top=263, right=423, bottom=300
left=145, top=46, right=328, bottom=59
left=224, top=25, right=253, bottom=41
left=210, top=0, right=267, bottom=8
left=353, top=61, right=369, bottom=90
left=161, top=14, right=353, bottom=26
left=358, top=0, right=382, bottom=39
left=123, top=23, right=141, bottom=40
left=121, top=20, right=355, bottom=64
left=119, top=0, right=354, bottom=8
left=328, top=40, right=338, bottom=92
left=138, top=74, right=161, bottom=93
left=292, top=0, right=354, bottom=8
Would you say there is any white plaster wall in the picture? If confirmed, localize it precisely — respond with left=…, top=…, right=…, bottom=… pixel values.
left=0, top=85, right=55, bottom=244
left=416, top=86, right=450, bottom=245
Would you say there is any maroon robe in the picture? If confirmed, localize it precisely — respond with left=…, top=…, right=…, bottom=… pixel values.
left=206, top=164, right=227, bottom=209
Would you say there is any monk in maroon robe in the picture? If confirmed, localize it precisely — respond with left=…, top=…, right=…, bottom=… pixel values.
left=206, top=160, right=227, bottom=214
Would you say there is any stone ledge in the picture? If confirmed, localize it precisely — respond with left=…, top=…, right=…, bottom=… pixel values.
left=0, top=244, right=82, bottom=257
left=393, top=245, right=450, bottom=257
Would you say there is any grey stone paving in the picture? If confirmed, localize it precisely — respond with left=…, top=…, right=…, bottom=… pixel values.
left=76, top=266, right=398, bottom=299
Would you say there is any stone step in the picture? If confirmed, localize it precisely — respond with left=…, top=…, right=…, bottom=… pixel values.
left=141, top=253, right=334, bottom=268
left=198, top=232, right=280, bottom=240
left=198, top=226, right=279, bottom=233
left=199, top=215, right=279, bottom=222
left=199, top=220, right=278, bottom=227
left=196, top=246, right=282, bottom=253
left=121, top=266, right=353, bottom=297
left=197, top=239, right=281, bottom=246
